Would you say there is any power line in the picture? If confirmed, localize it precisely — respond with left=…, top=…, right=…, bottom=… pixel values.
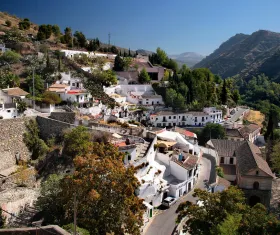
left=1, top=209, right=58, bottom=235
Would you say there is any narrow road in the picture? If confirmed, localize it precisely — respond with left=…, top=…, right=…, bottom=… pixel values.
left=227, top=108, right=248, bottom=123
left=144, top=155, right=213, bottom=235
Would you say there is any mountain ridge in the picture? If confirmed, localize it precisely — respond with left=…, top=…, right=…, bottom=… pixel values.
left=194, top=30, right=280, bottom=81
left=169, top=52, right=204, bottom=67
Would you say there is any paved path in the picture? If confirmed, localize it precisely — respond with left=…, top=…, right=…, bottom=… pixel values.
left=227, top=108, right=248, bottom=123
left=144, top=155, right=213, bottom=235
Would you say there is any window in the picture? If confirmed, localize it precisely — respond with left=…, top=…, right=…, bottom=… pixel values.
left=256, top=170, right=259, bottom=175
left=189, top=169, right=193, bottom=178
left=206, top=117, right=208, bottom=120
left=146, top=102, right=148, bottom=104
left=202, top=117, right=204, bottom=122
left=173, top=116, right=176, bottom=119
left=169, top=116, right=171, bottom=119
left=7, top=110, right=11, bottom=113
left=157, top=101, right=159, bottom=104
left=72, top=83, right=75, bottom=86
left=156, top=118, right=158, bottom=120
left=253, top=182, right=259, bottom=190
left=230, top=157, right=234, bottom=164
left=195, top=117, right=197, bottom=122
left=128, top=155, right=131, bottom=161
left=220, top=157, right=224, bottom=164
left=146, top=99, right=149, bottom=100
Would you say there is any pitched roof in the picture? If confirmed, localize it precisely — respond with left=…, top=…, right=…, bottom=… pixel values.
left=225, top=128, right=243, bottom=138
left=209, top=139, right=245, bottom=157
left=175, top=126, right=197, bottom=139
left=235, top=141, right=274, bottom=177
left=2, top=87, right=29, bottom=97
left=171, top=154, right=198, bottom=170
left=239, top=124, right=261, bottom=137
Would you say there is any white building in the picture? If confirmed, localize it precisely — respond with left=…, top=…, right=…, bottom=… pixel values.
left=0, top=44, right=10, bottom=53
left=48, top=72, right=93, bottom=108
left=0, top=87, right=29, bottom=119
left=60, top=49, right=117, bottom=60
left=150, top=107, right=223, bottom=127
left=81, top=61, right=112, bottom=72
left=104, top=84, right=164, bottom=107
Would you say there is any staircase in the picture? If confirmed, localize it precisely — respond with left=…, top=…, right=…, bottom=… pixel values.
left=138, top=141, right=150, bottom=159
left=9, top=204, right=41, bottom=227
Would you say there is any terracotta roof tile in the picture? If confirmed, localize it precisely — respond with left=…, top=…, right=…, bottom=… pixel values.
left=2, top=87, right=29, bottom=97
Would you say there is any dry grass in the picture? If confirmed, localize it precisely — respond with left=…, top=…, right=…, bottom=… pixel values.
left=244, top=110, right=265, bottom=127
left=0, top=11, right=38, bottom=35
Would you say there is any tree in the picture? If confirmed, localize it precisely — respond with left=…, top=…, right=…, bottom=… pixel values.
left=165, top=88, right=177, bottom=107
left=87, top=38, right=100, bottom=52
left=63, top=126, right=93, bottom=158
left=156, top=47, right=168, bottom=65
left=176, top=187, right=280, bottom=235
left=17, top=99, right=27, bottom=113
left=36, top=174, right=65, bottom=225
left=231, top=89, right=241, bottom=105
left=52, top=25, right=61, bottom=37
left=173, top=93, right=186, bottom=111
left=216, top=213, right=242, bottom=235
left=74, top=31, right=87, bottom=48
left=37, top=24, right=53, bottom=40
left=220, top=79, right=228, bottom=105
left=26, top=74, right=45, bottom=97
left=123, top=57, right=133, bottom=71
left=18, top=18, right=30, bottom=30
left=63, top=27, right=72, bottom=44
left=0, top=70, right=20, bottom=88
left=113, top=55, right=124, bottom=71
left=0, top=208, right=5, bottom=228
left=198, top=123, right=226, bottom=145
left=0, top=50, right=21, bottom=64
left=59, top=142, right=145, bottom=234
left=128, top=48, right=131, bottom=57
left=271, top=142, right=280, bottom=173
left=5, top=20, right=11, bottom=27
left=110, top=46, right=119, bottom=54
left=23, top=119, right=49, bottom=160
left=42, top=91, right=62, bottom=104
left=138, top=68, right=151, bottom=84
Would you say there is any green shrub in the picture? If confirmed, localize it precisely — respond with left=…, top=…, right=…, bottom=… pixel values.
left=5, top=20, right=11, bottom=27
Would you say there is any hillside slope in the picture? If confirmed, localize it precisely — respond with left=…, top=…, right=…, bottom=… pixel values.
left=169, top=52, right=204, bottom=68
left=194, top=30, right=280, bottom=80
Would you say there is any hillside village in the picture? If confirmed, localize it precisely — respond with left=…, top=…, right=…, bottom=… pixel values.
left=0, top=11, right=279, bottom=235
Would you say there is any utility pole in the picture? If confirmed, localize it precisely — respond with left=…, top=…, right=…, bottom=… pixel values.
left=108, top=33, right=111, bottom=51
left=32, top=67, right=35, bottom=110
left=74, top=193, right=77, bottom=235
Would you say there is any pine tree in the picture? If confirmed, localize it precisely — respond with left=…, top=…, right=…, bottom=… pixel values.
left=221, top=79, right=228, bottom=105
left=128, top=48, right=131, bottom=57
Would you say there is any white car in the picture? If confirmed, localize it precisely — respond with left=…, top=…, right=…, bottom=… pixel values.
left=162, top=197, right=177, bottom=208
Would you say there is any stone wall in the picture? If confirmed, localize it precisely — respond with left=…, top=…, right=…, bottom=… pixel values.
left=0, top=225, right=70, bottom=235
left=0, top=117, right=34, bottom=171
left=89, top=122, right=144, bottom=136
left=50, top=112, right=75, bottom=124
left=36, top=116, right=74, bottom=140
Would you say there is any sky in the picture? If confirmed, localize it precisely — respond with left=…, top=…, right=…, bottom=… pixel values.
left=1, top=0, right=280, bottom=55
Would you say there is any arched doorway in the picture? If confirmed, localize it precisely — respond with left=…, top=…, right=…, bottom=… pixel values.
left=249, top=195, right=261, bottom=207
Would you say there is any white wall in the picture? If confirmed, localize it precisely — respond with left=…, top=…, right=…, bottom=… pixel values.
left=0, top=90, right=12, bottom=103
left=0, top=107, right=17, bottom=119
left=170, top=161, right=188, bottom=181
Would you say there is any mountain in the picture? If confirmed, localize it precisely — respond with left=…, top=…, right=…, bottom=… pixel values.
left=136, top=49, right=154, bottom=56
left=194, top=30, right=280, bottom=81
left=169, top=52, right=205, bottom=68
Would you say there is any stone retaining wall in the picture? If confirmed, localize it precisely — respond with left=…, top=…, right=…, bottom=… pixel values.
left=0, top=117, right=33, bottom=171
left=0, top=225, right=70, bottom=234
left=50, top=112, right=75, bottom=124
left=36, top=116, right=74, bottom=140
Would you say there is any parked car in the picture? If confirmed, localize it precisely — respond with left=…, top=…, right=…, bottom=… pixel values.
left=162, top=197, right=177, bottom=208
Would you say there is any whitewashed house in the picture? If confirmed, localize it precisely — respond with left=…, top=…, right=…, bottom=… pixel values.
left=0, top=87, right=29, bottom=119
left=60, top=49, right=117, bottom=60
left=150, top=107, right=223, bottom=127
left=104, top=84, right=164, bottom=107
left=48, top=72, right=93, bottom=108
